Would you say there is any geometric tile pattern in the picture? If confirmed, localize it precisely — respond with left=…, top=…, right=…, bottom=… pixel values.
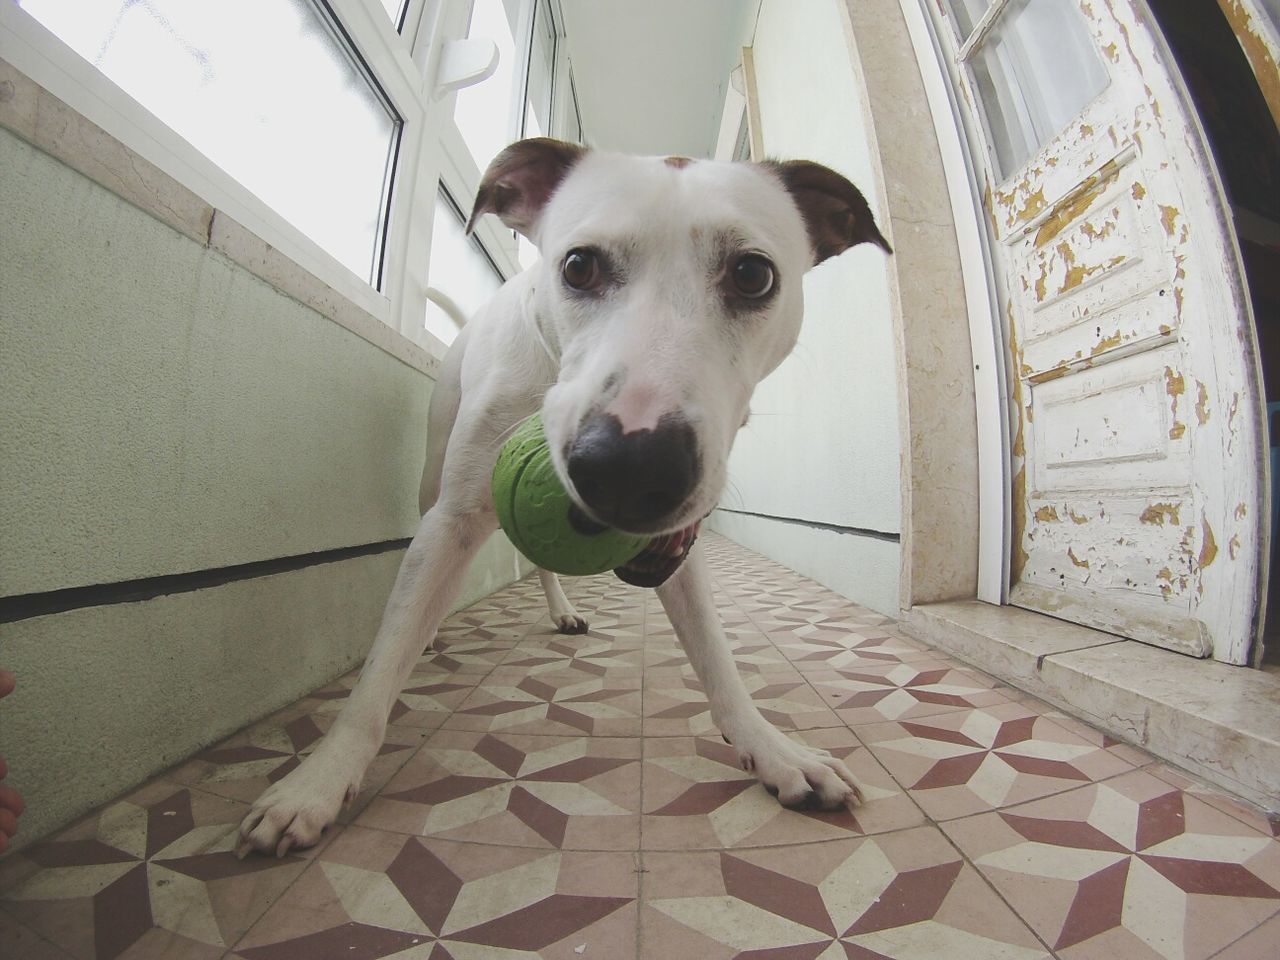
left=859, top=700, right=1141, bottom=821
left=943, top=769, right=1280, bottom=959
left=2, top=533, right=1277, bottom=960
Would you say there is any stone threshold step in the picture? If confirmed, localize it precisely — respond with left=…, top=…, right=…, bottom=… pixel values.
left=902, top=600, right=1280, bottom=812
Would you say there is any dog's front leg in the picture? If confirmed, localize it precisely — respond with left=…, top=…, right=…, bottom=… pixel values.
left=656, top=542, right=862, bottom=809
left=236, top=504, right=495, bottom=857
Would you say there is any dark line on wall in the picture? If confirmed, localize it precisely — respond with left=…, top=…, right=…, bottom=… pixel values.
left=0, top=538, right=413, bottom=625
left=713, top=508, right=901, bottom=543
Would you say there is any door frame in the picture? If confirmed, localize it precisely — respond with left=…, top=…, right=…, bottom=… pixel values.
left=897, top=0, right=1011, bottom=607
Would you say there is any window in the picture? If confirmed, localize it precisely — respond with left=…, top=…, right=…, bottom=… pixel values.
left=437, top=0, right=585, bottom=313
left=6, top=0, right=585, bottom=361
left=17, top=0, right=402, bottom=287
left=945, top=0, right=1109, bottom=178
left=454, top=0, right=521, bottom=170
left=424, top=188, right=504, bottom=347
left=377, top=0, right=409, bottom=31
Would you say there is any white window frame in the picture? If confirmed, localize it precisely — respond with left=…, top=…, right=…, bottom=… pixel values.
left=0, top=0, right=583, bottom=363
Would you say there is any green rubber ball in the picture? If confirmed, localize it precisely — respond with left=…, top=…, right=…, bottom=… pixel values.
left=492, top=414, right=651, bottom=576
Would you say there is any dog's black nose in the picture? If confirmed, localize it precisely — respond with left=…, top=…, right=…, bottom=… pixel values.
left=567, top=413, right=699, bottom=531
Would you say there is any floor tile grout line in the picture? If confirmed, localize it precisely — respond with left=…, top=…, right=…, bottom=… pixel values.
left=0, top=901, right=78, bottom=959
left=928, top=808, right=1064, bottom=959
left=1206, top=903, right=1280, bottom=959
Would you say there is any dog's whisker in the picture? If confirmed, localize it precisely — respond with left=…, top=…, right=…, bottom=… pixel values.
left=488, top=411, right=541, bottom=451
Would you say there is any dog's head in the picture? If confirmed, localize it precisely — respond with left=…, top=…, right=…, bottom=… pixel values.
left=469, top=137, right=890, bottom=536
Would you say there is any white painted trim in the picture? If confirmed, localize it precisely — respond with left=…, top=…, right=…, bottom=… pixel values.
left=739, top=45, right=765, bottom=162
left=899, top=0, right=1010, bottom=605
left=955, top=0, right=1012, bottom=61
left=713, top=60, right=755, bottom=163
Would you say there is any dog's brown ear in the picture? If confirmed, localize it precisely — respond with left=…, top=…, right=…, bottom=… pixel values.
left=466, top=138, right=587, bottom=238
left=763, top=160, right=892, bottom=264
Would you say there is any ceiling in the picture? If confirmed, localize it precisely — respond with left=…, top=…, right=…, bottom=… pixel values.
left=558, top=0, right=762, bottom=159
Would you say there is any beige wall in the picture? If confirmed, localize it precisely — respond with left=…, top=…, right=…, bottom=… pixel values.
left=0, top=104, right=526, bottom=851
left=711, top=0, right=979, bottom=616
left=710, top=0, right=903, bottom=616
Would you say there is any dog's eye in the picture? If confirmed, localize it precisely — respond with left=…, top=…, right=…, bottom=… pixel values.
left=562, top=249, right=602, bottom=291
left=730, top=255, right=775, bottom=299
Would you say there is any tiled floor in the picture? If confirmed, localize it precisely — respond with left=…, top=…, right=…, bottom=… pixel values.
left=3, top=534, right=1278, bottom=959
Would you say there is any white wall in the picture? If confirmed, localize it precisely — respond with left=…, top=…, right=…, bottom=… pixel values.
left=710, top=0, right=901, bottom=615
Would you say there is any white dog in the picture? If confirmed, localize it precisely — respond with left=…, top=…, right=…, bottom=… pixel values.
left=237, top=138, right=890, bottom=857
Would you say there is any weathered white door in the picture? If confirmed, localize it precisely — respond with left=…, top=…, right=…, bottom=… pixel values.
left=938, top=0, right=1265, bottom=662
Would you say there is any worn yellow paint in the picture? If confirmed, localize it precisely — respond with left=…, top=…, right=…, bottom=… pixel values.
left=1002, top=184, right=1048, bottom=228
left=1219, top=0, right=1280, bottom=132
left=1103, top=41, right=1119, bottom=62
left=1034, top=165, right=1117, bottom=247
left=1080, top=214, right=1120, bottom=242
left=1068, top=546, right=1090, bottom=569
left=1158, top=324, right=1172, bottom=336
left=1092, top=330, right=1123, bottom=356
left=1160, top=204, right=1180, bottom=237
left=982, top=180, right=999, bottom=235
left=1009, top=318, right=1026, bottom=460
left=1029, top=364, right=1070, bottom=385
left=1052, top=241, right=1126, bottom=296
left=1035, top=505, right=1061, bottom=522
left=1140, top=502, right=1181, bottom=525
left=1164, top=367, right=1185, bottom=424
left=1199, top=517, right=1219, bottom=570
left=1195, top=381, right=1210, bottom=424
left=1131, top=181, right=1146, bottom=201
left=1168, top=421, right=1186, bottom=440
left=1068, top=509, right=1091, bottom=525
left=1011, top=466, right=1029, bottom=583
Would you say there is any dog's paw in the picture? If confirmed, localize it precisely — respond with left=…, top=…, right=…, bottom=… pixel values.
left=554, top=613, right=589, bottom=634
left=235, top=755, right=362, bottom=858
left=731, top=722, right=862, bottom=810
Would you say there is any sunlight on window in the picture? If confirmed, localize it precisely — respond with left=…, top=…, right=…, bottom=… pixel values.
left=377, top=0, right=405, bottom=29
left=425, top=190, right=504, bottom=346
left=454, top=0, right=518, bottom=170
left=18, top=0, right=401, bottom=286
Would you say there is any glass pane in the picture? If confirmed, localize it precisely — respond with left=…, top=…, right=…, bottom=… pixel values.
left=732, top=113, right=751, bottom=162
left=523, top=0, right=555, bottom=139
left=946, top=0, right=991, bottom=40
left=378, top=0, right=406, bottom=29
left=563, top=73, right=583, bottom=144
left=18, top=0, right=400, bottom=286
left=455, top=0, right=519, bottom=168
left=968, top=0, right=1109, bottom=177
left=425, top=189, right=504, bottom=346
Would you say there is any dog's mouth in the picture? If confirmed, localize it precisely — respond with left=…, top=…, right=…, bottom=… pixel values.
left=568, top=500, right=702, bottom=586
left=613, top=521, right=702, bottom=587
